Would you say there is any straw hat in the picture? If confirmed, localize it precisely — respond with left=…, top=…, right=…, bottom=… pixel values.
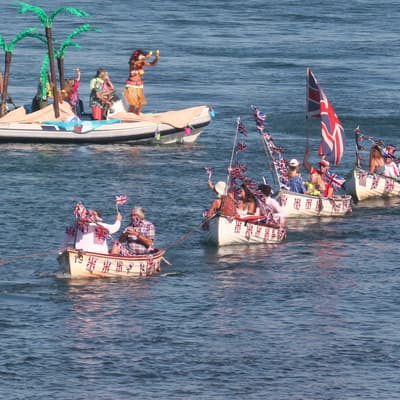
left=214, top=181, right=227, bottom=197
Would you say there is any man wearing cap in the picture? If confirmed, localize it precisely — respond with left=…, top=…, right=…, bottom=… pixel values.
left=111, top=206, right=155, bottom=255
left=286, top=158, right=306, bottom=193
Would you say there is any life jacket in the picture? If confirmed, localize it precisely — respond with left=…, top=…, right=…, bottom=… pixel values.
left=218, top=195, right=236, bottom=217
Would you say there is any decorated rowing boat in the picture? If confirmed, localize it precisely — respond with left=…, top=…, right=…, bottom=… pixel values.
left=345, top=166, right=400, bottom=202
left=279, top=189, right=352, bottom=217
left=57, top=247, right=166, bottom=278
left=204, top=215, right=287, bottom=246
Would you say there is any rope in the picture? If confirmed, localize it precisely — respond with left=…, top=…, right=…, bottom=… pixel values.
left=0, top=249, right=59, bottom=266
left=164, top=216, right=214, bottom=253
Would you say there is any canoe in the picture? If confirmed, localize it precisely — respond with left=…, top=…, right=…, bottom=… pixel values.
left=251, top=103, right=352, bottom=218
left=204, top=215, right=287, bottom=246
left=0, top=103, right=212, bottom=144
left=345, top=166, right=400, bottom=202
left=57, top=247, right=166, bottom=278
left=279, top=189, right=353, bottom=217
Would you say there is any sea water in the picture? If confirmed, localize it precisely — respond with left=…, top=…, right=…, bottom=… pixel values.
left=0, top=1, right=400, bottom=399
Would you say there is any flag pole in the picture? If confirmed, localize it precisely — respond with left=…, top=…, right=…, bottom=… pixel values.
left=226, top=117, right=241, bottom=187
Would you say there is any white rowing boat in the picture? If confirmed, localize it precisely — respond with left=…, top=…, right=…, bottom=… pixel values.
left=279, top=189, right=352, bottom=217
left=204, top=215, right=287, bottom=246
left=57, top=247, right=166, bottom=278
left=252, top=101, right=352, bottom=218
left=345, top=166, right=400, bottom=202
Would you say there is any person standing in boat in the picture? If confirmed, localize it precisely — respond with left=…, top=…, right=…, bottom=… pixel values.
left=64, top=68, right=82, bottom=116
left=89, top=68, right=117, bottom=120
left=123, top=49, right=160, bottom=115
left=111, top=207, right=155, bottom=255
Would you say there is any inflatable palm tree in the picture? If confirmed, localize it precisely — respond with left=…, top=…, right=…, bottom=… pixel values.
left=0, top=28, right=40, bottom=117
left=56, top=24, right=100, bottom=91
left=14, top=2, right=89, bottom=117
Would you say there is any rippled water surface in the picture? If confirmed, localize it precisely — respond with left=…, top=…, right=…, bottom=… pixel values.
left=1, top=1, right=400, bottom=399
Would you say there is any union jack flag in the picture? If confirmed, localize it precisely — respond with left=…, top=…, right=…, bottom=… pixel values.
left=95, top=225, right=110, bottom=240
left=236, top=142, right=248, bottom=152
left=86, top=257, right=97, bottom=272
left=115, top=194, right=128, bottom=205
left=306, top=68, right=321, bottom=119
left=102, top=259, right=112, bottom=273
left=238, top=121, right=247, bottom=136
left=307, top=69, right=346, bottom=166
left=324, top=171, right=346, bottom=190
left=319, top=92, right=346, bottom=166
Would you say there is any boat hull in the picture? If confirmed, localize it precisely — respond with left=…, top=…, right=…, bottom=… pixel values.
left=279, top=189, right=352, bottom=217
left=57, top=248, right=165, bottom=278
left=205, top=215, right=287, bottom=246
left=345, top=167, right=400, bottom=202
left=0, top=106, right=211, bottom=144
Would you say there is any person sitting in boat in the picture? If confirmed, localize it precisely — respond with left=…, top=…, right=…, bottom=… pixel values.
left=31, top=76, right=52, bottom=112
left=89, top=68, right=117, bottom=120
left=303, top=146, right=334, bottom=198
left=206, top=180, right=237, bottom=219
left=257, top=184, right=285, bottom=225
left=369, top=144, right=385, bottom=175
left=111, top=207, right=155, bottom=255
left=123, top=49, right=160, bottom=115
left=63, top=68, right=82, bottom=116
left=286, top=158, right=306, bottom=193
left=60, top=208, right=122, bottom=254
left=305, top=172, right=323, bottom=196
left=236, top=183, right=258, bottom=216
left=383, top=148, right=400, bottom=178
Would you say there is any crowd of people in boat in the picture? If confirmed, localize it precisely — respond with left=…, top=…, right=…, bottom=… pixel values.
left=205, top=179, right=286, bottom=227
left=278, top=144, right=336, bottom=198
left=1, top=48, right=160, bottom=120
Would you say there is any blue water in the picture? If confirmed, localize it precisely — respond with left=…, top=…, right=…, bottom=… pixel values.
left=1, top=1, right=400, bottom=399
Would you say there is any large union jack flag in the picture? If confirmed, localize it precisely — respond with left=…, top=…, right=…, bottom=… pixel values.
left=306, top=68, right=321, bottom=119
left=307, top=68, right=346, bottom=166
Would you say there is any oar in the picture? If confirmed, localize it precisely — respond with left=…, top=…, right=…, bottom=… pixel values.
left=164, top=216, right=214, bottom=253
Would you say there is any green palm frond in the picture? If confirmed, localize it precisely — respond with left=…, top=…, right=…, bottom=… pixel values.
left=14, top=2, right=49, bottom=26
left=50, top=7, right=90, bottom=22
left=9, top=27, right=37, bottom=51
left=39, top=54, right=50, bottom=98
left=59, top=41, right=81, bottom=58
left=66, top=23, right=101, bottom=41
left=0, top=36, right=6, bottom=51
